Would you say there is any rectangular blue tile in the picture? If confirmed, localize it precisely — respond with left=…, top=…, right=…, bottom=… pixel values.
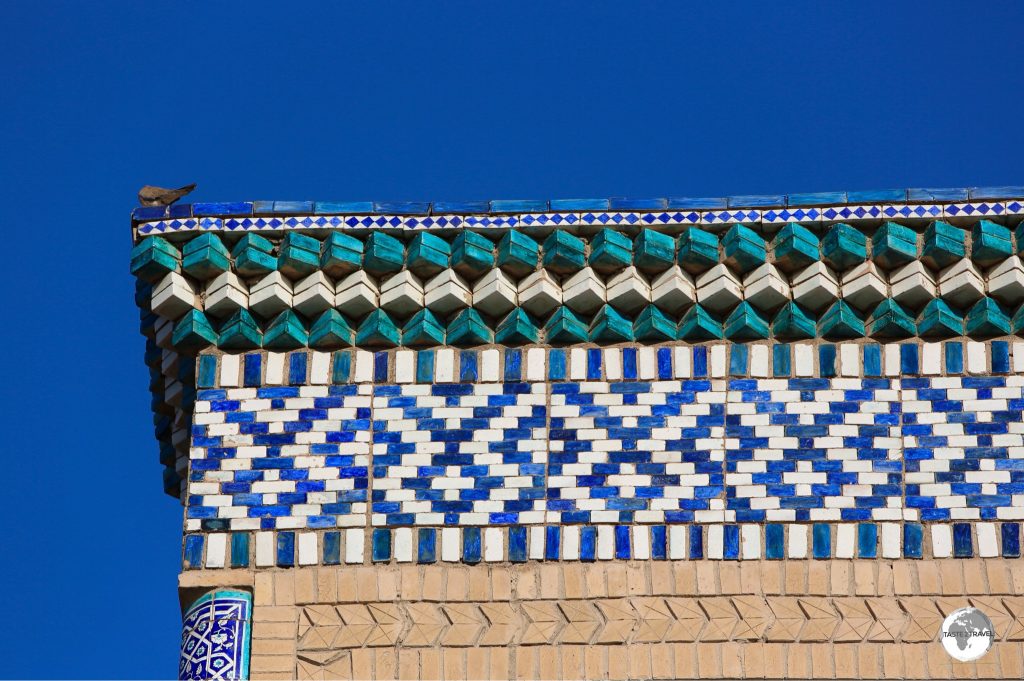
left=945, top=341, right=964, bottom=374
left=489, top=199, right=547, bottom=213
left=545, top=526, right=560, bottom=560
left=614, top=525, right=631, bottom=559
left=622, top=348, right=638, bottom=380
left=609, top=197, right=667, bottom=210
left=693, top=347, right=708, bottom=377
left=322, top=531, right=341, bottom=565
left=819, top=344, right=836, bottom=378
left=184, top=535, right=204, bottom=569
left=273, top=201, right=314, bottom=213
left=580, top=526, right=597, bottom=562
left=276, top=531, right=295, bottom=567
left=689, top=525, right=703, bottom=559
left=900, top=343, right=919, bottom=375
left=549, top=349, right=566, bottom=381
left=847, top=189, right=906, bottom=203
left=907, top=187, right=969, bottom=202
left=787, top=191, right=847, bottom=206
left=372, top=201, right=429, bottom=215
left=970, top=186, right=1024, bottom=200
left=417, top=351, right=435, bottom=383
left=459, top=351, right=478, bottom=382
left=863, top=344, right=881, bottom=377
left=193, top=202, right=253, bottom=216
left=550, top=198, right=610, bottom=211
left=765, top=524, right=784, bottom=560
left=289, top=352, right=308, bottom=385
left=587, top=348, right=602, bottom=380
left=727, top=194, right=785, bottom=208
left=230, top=533, right=250, bottom=568
left=431, top=201, right=490, bottom=214
left=509, top=527, right=527, bottom=563
left=1002, top=523, right=1021, bottom=558
left=372, top=528, right=392, bottom=562
left=197, top=354, right=218, bottom=388
left=373, top=351, right=388, bottom=383
left=667, top=197, right=728, bottom=210
left=463, top=527, right=482, bottom=564
left=812, top=524, right=831, bottom=559
left=243, top=353, right=262, bottom=387
left=723, top=525, right=740, bottom=560
left=903, top=523, right=923, bottom=559
left=651, top=526, right=667, bottom=560
left=953, top=523, right=973, bottom=558
left=657, top=348, right=672, bottom=379
left=332, top=351, right=351, bottom=383
left=417, top=528, right=437, bottom=563
left=772, top=344, right=791, bottom=377
left=315, top=201, right=374, bottom=214
left=858, top=523, right=877, bottom=558
left=729, top=345, right=748, bottom=376
left=992, top=341, right=1010, bottom=374
left=504, top=349, right=522, bottom=381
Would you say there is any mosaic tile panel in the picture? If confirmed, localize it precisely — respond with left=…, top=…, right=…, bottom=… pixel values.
left=179, top=590, right=251, bottom=681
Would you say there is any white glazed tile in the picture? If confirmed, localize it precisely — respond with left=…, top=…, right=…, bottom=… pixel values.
left=205, top=533, right=226, bottom=568
left=788, top=524, right=808, bottom=558
left=441, top=528, right=460, bottom=562
left=741, top=525, right=760, bottom=560
left=669, top=525, right=687, bottom=559
left=298, top=532, right=318, bottom=565
left=931, top=525, right=952, bottom=558
left=484, top=528, right=504, bottom=562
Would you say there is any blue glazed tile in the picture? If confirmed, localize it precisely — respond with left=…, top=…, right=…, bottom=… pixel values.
left=907, top=187, right=969, bottom=202
left=657, top=348, right=672, bottom=379
left=273, top=201, right=314, bottom=213
left=651, top=526, right=667, bottom=560
left=970, top=186, right=1024, bottom=200
left=727, top=194, right=785, bottom=208
left=1002, top=523, right=1021, bottom=558
left=193, top=202, right=253, bottom=216
left=614, top=525, right=631, bottom=559
left=723, top=525, right=740, bottom=559
left=545, top=526, right=560, bottom=560
left=587, top=348, right=602, bottom=380
left=550, top=198, right=610, bottom=211
left=609, top=197, right=667, bottom=210
left=623, top=348, right=638, bottom=380
left=953, top=523, right=973, bottom=557
left=819, top=344, right=836, bottom=377
left=252, top=201, right=276, bottom=214
left=847, top=189, right=906, bottom=203
left=903, top=523, right=923, bottom=559
left=315, top=201, right=374, bottom=214
left=332, top=351, right=351, bottom=384
left=133, top=205, right=168, bottom=221
left=490, top=199, right=547, bottom=213
left=184, top=535, right=204, bottom=569
left=459, top=351, right=477, bottom=381
left=509, top=527, right=527, bottom=563
left=289, top=353, right=308, bottom=385
left=863, top=344, right=881, bottom=377
left=900, top=343, right=919, bottom=375
left=323, top=531, right=341, bottom=565
left=765, top=524, right=784, bottom=559
left=230, top=533, right=250, bottom=568
left=992, top=341, right=1010, bottom=374
left=668, top=197, right=728, bottom=209
left=463, top=527, right=482, bottom=564
left=431, top=201, right=489, bottom=214
left=693, top=347, right=708, bottom=377
left=580, top=527, right=597, bottom=561
left=373, top=351, right=388, bottom=382
left=858, top=523, right=877, bottom=558
left=787, top=191, right=847, bottom=206
left=773, top=344, right=791, bottom=377
left=276, top=531, right=295, bottom=567
left=729, top=345, right=748, bottom=376
left=168, top=203, right=192, bottom=218
left=244, top=353, right=262, bottom=387
left=372, top=528, right=391, bottom=562
left=945, top=342, right=964, bottom=374
left=504, top=349, right=522, bottom=381
left=812, top=524, right=831, bottom=559
left=549, top=349, right=566, bottom=381
left=372, top=201, right=429, bottom=215
left=197, top=355, right=218, bottom=388
left=418, top=528, right=437, bottom=563
left=689, top=526, right=703, bottom=559
left=417, top=351, right=435, bottom=383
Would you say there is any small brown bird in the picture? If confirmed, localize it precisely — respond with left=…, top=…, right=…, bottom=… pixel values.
left=138, top=183, right=197, bottom=206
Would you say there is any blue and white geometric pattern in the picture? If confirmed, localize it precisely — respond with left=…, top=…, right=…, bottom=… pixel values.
left=179, top=590, right=251, bottom=681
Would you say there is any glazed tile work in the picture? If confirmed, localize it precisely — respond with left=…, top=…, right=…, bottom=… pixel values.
left=179, top=590, right=251, bottom=680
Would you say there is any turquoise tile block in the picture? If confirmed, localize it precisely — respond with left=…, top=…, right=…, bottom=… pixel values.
left=771, top=302, right=816, bottom=339
left=972, top=220, right=1013, bottom=267
left=263, top=310, right=309, bottom=349
left=676, top=227, right=719, bottom=274
left=588, top=228, right=632, bottom=275
left=867, top=299, right=916, bottom=338
left=363, top=232, right=405, bottom=277
left=729, top=345, right=748, bottom=376
left=820, top=223, right=866, bottom=272
left=496, top=231, right=539, bottom=278
left=232, top=233, right=277, bottom=277
left=277, top=232, right=321, bottom=280
left=818, top=300, right=865, bottom=339
left=355, top=309, right=401, bottom=347
left=633, top=304, right=677, bottom=342
left=402, top=309, right=445, bottom=346
left=771, top=223, right=819, bottom=273
left=182, top=233, right=231, bottom=280
left=542, top=230, right=585, bottom=275
left=446, top=308, right=492, bottom=345
left=633, top=229, right=675, bottom=274
left=724, top=302, right=769, bottom=340
left=495, top=308, right=539, bottom=345
left=218, top=309, right=262, bottom=349
left=197, top=354, right=218, bottom=387
left=863, top=343, right=882, bottom=376
left=309, top=310, right=355, bottom=349
left=1013, top=305, right=1024, bottom=334
left=589, top=305, right=634, bottom=342
left=871, top=222, right=917, bottom=269
left=772, top=343, right=791, bottom=376
left=406, top=232, right=450, bottom=278
left=416, top=351, right=435, bottom=383
left=332, top=350, right=352, bottom=383
left=722, top=224, right=767, bottom=273
left=172, top=309, right=218, bottom=351
left=965, top=297, right=1011, bottom=336
left=678, top=304, right=723, bottom=341
left=451, top=231, right=495, bottom=279
left=543, top=306, right=589, bottom=344
left=921, top=221, right=966, bottom=270
left=917, top=299, right=964, bottom=337
left=130, top=236, right=181, bottom=283
left=320, top=232, right=363, bottom=279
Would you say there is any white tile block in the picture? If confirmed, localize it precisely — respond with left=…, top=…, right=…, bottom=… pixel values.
left=354, top=350, right=374, bottom=382
left=335, top=270, right=379, bottom=318
left=673, top=347, right=691, bottom=378
left=441, top=528, right=460, bottom=562
left=249, top=272, right=294, bottom=317
left=977, top=523, right=998, bottom=558
left=518, top=270, right=562, bottom=316
left=570, top=348, right=588, bottom=381
left=749, top=345, right=769, bottom=378
left=880, top=523, right=901, bottom=558
left=220, top=354, right=241, bottom=387
left=638, top=347, right=657, bottom=380
left=707, top=524, right=724, bottom=559
left=394, top=527, right=413, bottom=562
left=472, top=269, right=518, bottom=317
left=293, top=272, right=336, bottom=316
left=740, top=525, right=760, bottom=560
left=530, top=527, right=545, bottom=560
left=922, top=342, right=942, bottom=375
left=298, top=532, right=318, bottom=565
left=310, top=352, right=330, bottom=385
left=480, top=349, right=500, bottom=382
left=604, top=348, right=622, bottom=380
left=835, top=524, right=855, bottom=559
left=395, top=351, right=415, bottom=383
left=563, top=526, right=581, bottom=560
left=205, top=533, right=226, bottom=568
left=632, top=525, right=651, bottom=560
left=1014, top=343, right=1024, bottom=373
left=435, top=348, right=455, bottom=382
left=605, top=266, right=651, bottom=313
left=526, top=348, right=546, bottom=382
left=424, top=269, right=471, bottom=315
left=931, top=525, right=953, bottom=558
left=345, top=529, right=365, bottom=564
left=203, top=271, right=248, bottom=318
left=788, top=524, right=808, bottom=558
left=839, top=343, right=859, bottom=377
left=650, top=266, right=695, bottom=314
left=152, top=271, right=198, bottom=319
left=255, top=532, right=275, bottom=567
left=884, top=344, right=901, bottom=376
left=710, top=345, right=727, bottom=378
left=669, top=525, right=687, bottom=560
left=265, top=353, right=285, bottom=385
left=967, top=341, right=987, bottom=374
left=597, top=526, right=614, bottom=560
left=562, top=267, right=606, bottom=314
left=794, top=344, right=814, bottom=377
left=484, top=528, right=504, bottom=562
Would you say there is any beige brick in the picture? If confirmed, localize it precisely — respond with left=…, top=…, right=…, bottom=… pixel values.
left=809, top=643, right=832, bottom=679
left=315, top=568, right=337, bottom=603
left=784, top=562, right=807, bottom=595
left=987, top=560, right=1012, bottom=595
left=924, top=641, right=951, bottom=679
left=761, top=644, right=786, bottom=679
left=853, top=562, right=875, bottom=596
left=876, top=563, right=895, bottom=596
left=902, top=644, right=928, bottom=680
left=697, top=642, right=721, bottom=678
left=379, top=567, right=400, bottom=602
left=468, top=567, right=490, bottom=601
left=673, top=643, right=697, bottom=680
left=492, top=567, right=512, bottom=601
left=250, top=655, right=293, bottom=674
left=294, top=569, right=316, bottom=604
left=857, top=643, right=879, bottom=679
left=515, top=647, right=535, bottom=681
left=254, top=605, right=296, bottom=623
left=447, top=567, right=470, bottom=601
left=250, top=637, right=295, bottom=656
left=918, top=561, right=941, bottom=595
left=719, top=563, right=741, bottom=595
left=940, top=560, right=965, bottom=595
left=607, top=563, right=629, bottom=597
left=976, top=653, right=999, bottom=680
left=255, top=571, right=275, bottom=606
left=999, top=642, right=1023, bottom=679
left=540, top=564, right=561, bottom=599
left=807, top=562, right=828, bottom=596
left=833, top=643, right=857, bottom=679
left=398, top=650, right=418, bottom=681
left=964, top=559, right=988, bottom=593
left=488, top=649, right=509, bottom=681
left=761, top=562, right=783, bottom=595
left=585, top=645, right=606, bottom=680
left=609, top=643, right=629, bottom=680
left=352, top=649, right=374, bottom=680
left=250, top=673, right=288, bottom=681
left=538, top=645, right=560, bottom=681
left=252, top=621, right=294, bottom=639
left=892, top=561, right=915, bottom=595
left=422, top=566, right=444, bottom=601
left=375, top=649, right=397, bottom=680
left=562, top=645, right=584, bottom=680
left=420, top=649, right=442, bottom=681
left=651, top=643, right=674, bottom=679
left=743, top=642, right=765, bottom=680
left=696, top=562, right=717, bottom=594
left=830, top=561, right=850, bottom=596
left=627, top=563, right=647, bottom=595
left=584, top=564, right=606, bottom=598
left=720, top=643, right=742, bottom=679
left=673, top=562, right=697, bottom=596
left=1009, top=562, right=1024, bottom=594
left=466, top=648, right=487, bottom=680
left=442, top=648, right=466, bottom=681
left=337, top=569, right=358, bottom=602
left=881, top=645, right=903, bottom=679
left=400, top=565, right=421, bottom=601
left=740, top=562, right=761, bottom=596
left=786, top=644, right=810, bottom=678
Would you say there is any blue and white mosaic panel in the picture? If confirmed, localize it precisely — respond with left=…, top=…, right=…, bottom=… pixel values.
left=725, top=378, right=903, bottom=523
left=903, top=375, right=1024, bottom=521
left=370, top=382, right=548, bottom=527
left=547, top=380, right=726, bottom=525
left=179, top=590, right=251, bottom=681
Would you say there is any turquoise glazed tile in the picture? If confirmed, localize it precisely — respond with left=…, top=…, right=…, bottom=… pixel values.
left=917, top=299, right=964, bottom=337
left=182, top=233, right=231, bottom=280
left=543, top=306, right=589, bottom=344
left=231, top=234, right=276, bottom=277
left=633, top=304, right=677, bottom=342
left=130, top=236, right=181, bottom=283
left=722, top=224, right=767, bottom=274
left=771, top=302, right=817, bottom=340
left=871, top=222, right=917, bottom=269
left=355, top=309, right=401, bottom=347
left=676, top=227, right=719, bottom=274
left=263, top=309, right=309, bottom=349
left=965, top=297, right=1011, bottom=336
left=589, top=304, right=634, bottom=342
left=972, top=220, right=1013, bottom=267
left=820, top=223, right=866, bottom=272
left=402, top=309, right=446, bottom=346
left=496, top=231, right=539, bottom=278
left=308, top=309, right=355, bottom=348
left=446, top=308, right=493, bottom=345
left=867, top=298, right=916, bottom=338
left=771, top=223, right=819, bottom=273
left=633, top=229, right=675, bottom=274
left=218, top=309, right=262, bottom=349
left=172, top=309, right=218, bottom=351
left=1013, top=305, right=1024, bottom=334
left=818, top=300, right=865, bottom=339
left=451, top=231, right=495, bottom=280
left=320, top=232, right=363, bottom=279
left=724, top=302, right=769, bottom=340
left=588, top=228, right=632, bottom=275
left=495, top=308, right=540, bottom=345
left=406, top=232, right=450, bottom=278
left=277, top=232, right=321, bottom=280
left=678, top=304, right=723, bottom=341
left=921, top=221, right=966, bottom=270
left=363, top=232, right=405, bottom=277
left=542, top=230, right=586, bottom=275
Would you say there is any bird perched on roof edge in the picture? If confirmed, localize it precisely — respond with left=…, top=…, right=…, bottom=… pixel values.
left=138, top=183, right=197, bottom=206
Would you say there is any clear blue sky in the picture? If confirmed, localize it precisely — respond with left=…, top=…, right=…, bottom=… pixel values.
left=1, top=1, right=1022, bottom=676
